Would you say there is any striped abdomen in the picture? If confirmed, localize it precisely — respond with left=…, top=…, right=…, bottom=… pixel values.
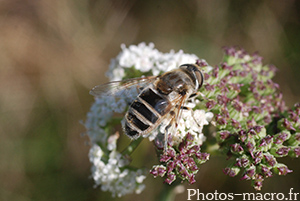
left=124, top=87, right=171, bottom=139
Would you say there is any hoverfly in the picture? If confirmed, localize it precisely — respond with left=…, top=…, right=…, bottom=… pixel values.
left=90, top=63, right=204, bottom=150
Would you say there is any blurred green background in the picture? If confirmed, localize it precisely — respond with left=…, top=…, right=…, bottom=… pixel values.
left=1, top=0, right=299, bottom=200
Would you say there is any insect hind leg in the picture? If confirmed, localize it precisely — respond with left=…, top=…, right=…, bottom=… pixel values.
left=163, top=111, right=177, bottom=151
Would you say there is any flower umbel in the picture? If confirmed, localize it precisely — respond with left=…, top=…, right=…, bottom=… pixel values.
left=198, top=47, right=299, bottom=191
left=150, top=133, right=210, bottom=185
left=84, top=43, right=300, bottom=197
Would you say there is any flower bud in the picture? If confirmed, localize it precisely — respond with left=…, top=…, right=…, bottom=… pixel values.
left=150, top=165, right=166, bottom=177
left=240, top=166, right=256, bottom=180
left=253, top=174, right=264, bottom=191
left=273, top=163, right=293, bottom=176
left=164, top=172, right=176, bottom=184
left=223, top=166, right=240, bottom=177
left=230, top=143, right=244, bottom=155
left=263, top=153, right=277, bottom=167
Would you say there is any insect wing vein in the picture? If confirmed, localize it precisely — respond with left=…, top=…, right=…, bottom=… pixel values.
left=89, top=76, right=158, bottom=97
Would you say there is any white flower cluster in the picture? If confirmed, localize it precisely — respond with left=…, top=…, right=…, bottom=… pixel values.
left=175, top=105, right=214, bottom=145
left=88, top=134, right=146, bottom=197
left=85, top=42, right=213, bottom=197
left=85, top=87, right=139, bottom=144
left=106, top=42, right=199, bottom=81
left=85, top=84, right=144, bottom=197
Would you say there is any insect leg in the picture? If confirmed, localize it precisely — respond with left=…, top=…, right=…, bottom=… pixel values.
left=163, top=111, right=177, bottom=151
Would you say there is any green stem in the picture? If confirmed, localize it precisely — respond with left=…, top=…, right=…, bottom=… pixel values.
left=121, top=137, right=143, bottom=156
left=157, top=181, right=182, bottom=201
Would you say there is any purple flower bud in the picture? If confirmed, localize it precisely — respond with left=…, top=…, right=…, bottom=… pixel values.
left=259, top=136, right=273, bottom=147
left=248, top=128, right=257, bottom=136
left=221, top=62, right=233, bottom=70
left=253, top=126, right=263, bottom=133
left=276, top=147, right=291, bottom=156
left=181, top=154, right=189, bottom=164
left=249, top=81, right=256, bottom=92
left=253, top=151, right=263, bottom=164
left=289, top=111, right=299, bottom=123
left=239, top=70, right=248, bottom=77
left=160, top=154, right=171, bottom=162
left=240, top=166, right=255, bottom=180
left=283, top=118, right=296, bottom=131
left=238, top=130, right=247, bottom=142
left=232, top=99, right=243, bottom=112
left=204, top=83, right=215, bottom=91
left=294, top=103, right=300, bottom=115
left=267, top=79, right=275, bottom=88
left=252, top=73, right=258, bottom=81
left=219, top=131, right=231, bottom=140
left=160, top=148, right=176, bottom=162
left=247, top=118, right=256, bottom=128
left=253, top=92, right=261, bottom=100
left=177, top=162, right=189, bottom=178
left=268, top=64, right=278, bottom=73
left=196, top=59, right=208, bottom=67
left=217, top=95, right=229, bottom=105
left=212, top=67, right=219, bottom=78
left=150, top=165, right=166, bottom=177
left=189, top=175, right=196, bottom=184
left=238, top=48, right=247, bottom=59
left=293, top=147, right=300, bottom=157
left=252, top=106, right=261, bottom=113
left=246, top=141, right=255, bottom=158
left=223, top=46, right=236, bottom=56
left=206, top=100, right=217, bottom=109
left=264, top=115, right=272, bottom=124
left=229, top=70, right=239, bottom=76
left=221, top=86, right=230, bottom=94
left=235, top=159, right=242, bottom=168
left=166, top=161, right=175, bottom=173
left=253, top=174, right=264, bottom=191
left=223, top=167, right=240, bottom=177
left=235, top=157, right=249, bottom=168
left=294, top=133, right=300, bottom=141
left=204, top=73, right=210, bottom=80
left=164, top=172, right=176, bottom=184
left=187, top=158, right=198, bottom=172
left=184, top=133, right=194, bottom=146
left=186, top=145, right=200, bottom=155
left=264, top=154, right=276, bottom=167
left=196, top=152, right=210, bottom=161
left=178, top=134, right=193, bottom=152
left=241, top=62, right=250, bottom=69
left=261, top=165, right=272, bottom=178
left=221, top=107, right=230, bottom=118
left=252, top=53, right=263, bottom=65
left=231, top=119, right=241, bottom=129
left=275, top=164, right=293, bottom=176
left=274, top=132, right=288, bottom=144
left=261, top=70, right=269, bottom=77
left=216, top=114, right=227, bottom=125
left=230, top=143, right=244, bottom=154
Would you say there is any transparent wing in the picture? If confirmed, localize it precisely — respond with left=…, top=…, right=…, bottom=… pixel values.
left=89, top=76, right=158, bottom=97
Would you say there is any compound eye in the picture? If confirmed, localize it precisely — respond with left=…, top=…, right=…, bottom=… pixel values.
left=195, top=70, right=204, bottom=89
left=179, top=64, right=204, bottom=90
